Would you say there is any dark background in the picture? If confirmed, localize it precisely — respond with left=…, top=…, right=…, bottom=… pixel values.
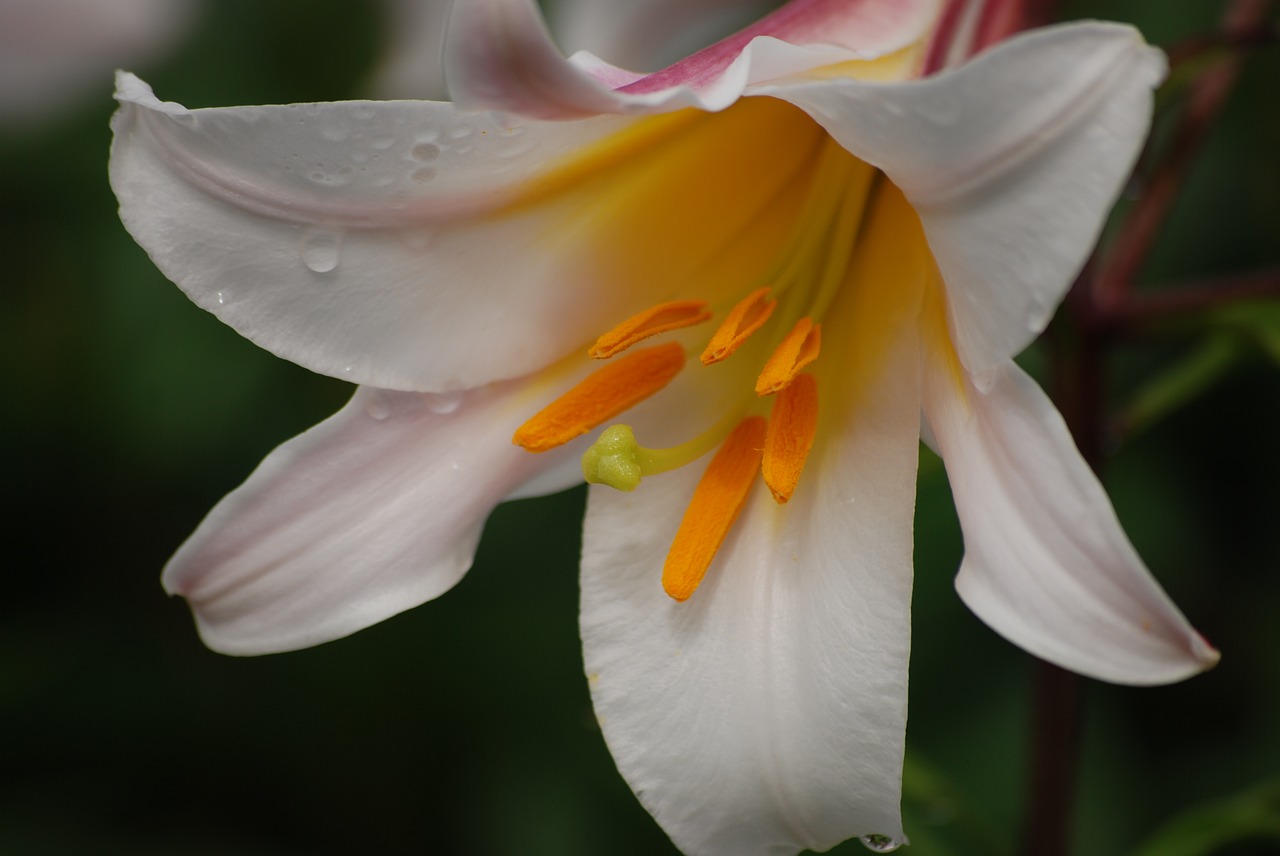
left=3, top=1, right=1278, bottom=853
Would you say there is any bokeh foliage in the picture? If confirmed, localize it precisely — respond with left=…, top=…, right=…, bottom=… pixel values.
left=2, top=1, right=1277, bottom=853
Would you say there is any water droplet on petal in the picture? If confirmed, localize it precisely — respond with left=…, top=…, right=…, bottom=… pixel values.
left=371, top=136, right=395, bottom=151
left=411, top=142, right=440, bottom=161
left=411, top=167, right=437, bottom=183
left=215, top=291, right=225, bottom=305
left=364, top=390, right=392, bottom=421
left=426, top=391, right=462, bottom=414
left=300, top=229, right=342, bottom=273
left=860, top=834, right=904, bottom=853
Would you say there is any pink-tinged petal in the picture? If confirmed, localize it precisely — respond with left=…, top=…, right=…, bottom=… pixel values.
left=922, top=357, right=1219, bottom=685
left=110, top=77, right=834, bottom=392
left=613, top=0, right=937, bottom=96
left=552, top=0, right=777, bottom=73
left=164, top=380, right=584, bottom=655
left=448, top=0, right=937, bottom=118
left=444, top=0, right=623, bottom=118
left=763, top=22, right=1165, bottom=384
left=581, top=183, right=929, bottom=856
left=923, top=0, right=1026, bottom=72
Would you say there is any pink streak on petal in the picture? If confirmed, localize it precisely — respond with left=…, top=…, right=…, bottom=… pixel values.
left=619, top=0, right=937, bottom=95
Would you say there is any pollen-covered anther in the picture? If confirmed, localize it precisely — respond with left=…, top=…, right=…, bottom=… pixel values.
left=662, top=416, right=766, bottom=602
left=513, top=342, right=685, bottom=453
left=755, top=317, right=821, bottom=395
left=762, top=373, right=818, bottom=504
left=700, top=287, right=777, bottom=365
left=589, top=300, right=713, bottom=359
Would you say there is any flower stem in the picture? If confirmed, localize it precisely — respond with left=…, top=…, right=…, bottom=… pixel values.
left=1094, top=0, right=1275, bottom=310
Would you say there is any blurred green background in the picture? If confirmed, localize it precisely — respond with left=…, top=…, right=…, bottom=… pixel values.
left=2, top=1, right=1278, bottom=854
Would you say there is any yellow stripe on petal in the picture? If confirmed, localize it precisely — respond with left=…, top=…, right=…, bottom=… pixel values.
left=663, top=416, right=766, bottom=602
left=513, top=343, right=685, bottom=453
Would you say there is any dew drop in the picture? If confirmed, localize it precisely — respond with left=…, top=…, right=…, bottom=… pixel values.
left=860, top=834, right=903, bottom=853
left=371, top=136, right=395, bottom=150
left=300, top=229, right=342, bottom=273
left=215, top=291, right=225, bottom=306
left=426, top=391, right=462, bottom=414
left=364, top=390, right=392, bottom=421
left=411, top=167, right=437, bottom=184
left=411, top=142, right=441, bottom=162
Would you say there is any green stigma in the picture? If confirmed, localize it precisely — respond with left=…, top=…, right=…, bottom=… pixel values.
left=582, top=425, right=647, bottom=491
left=582, top=417, right=745, bottom=492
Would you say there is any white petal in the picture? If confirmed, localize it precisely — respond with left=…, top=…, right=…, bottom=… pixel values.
left=109, top=73, right=635, bottom=391
left=447, top=0, right=936, bottom=118
left=922, top=359, right=1219, bottom=685
left=445, top=0, right=624, bottom=118
left=110, top=75, right=833, bottom=392
left=581, top=188, right=929, bottom=854
left=551, top=0, right=777, bottom=72
left=164, top=380, right=583, bottom=655
left=764, top=22, right=1165, bottom=383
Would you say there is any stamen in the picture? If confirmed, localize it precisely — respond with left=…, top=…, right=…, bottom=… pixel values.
left=513, top=343, right=685, bottom=453
left=700, top=288, right=777, bottom=365
left=755, top=318, right=822, bottom=395
left=662, top=416, right=766, bottom=602
left=589, top=300, right=713, bottom=359
left=762, top=373, right=819, bottom=504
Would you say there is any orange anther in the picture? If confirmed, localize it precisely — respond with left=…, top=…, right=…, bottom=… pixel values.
left=755, top=318, right=821, bottom=395
left=589, top=300, right=713, bottom=359
left=662, top=416, right=766, bottom=602
left=762, top=373, right=818, bottom=504
left=700, top=288, right=777, bottom=365
left=513, top=343, right=685, bottom=453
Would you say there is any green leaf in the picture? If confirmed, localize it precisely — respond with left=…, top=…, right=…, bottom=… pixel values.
left=1120, top=334, right=1242, bottom=438
left=1132, top=781, right=1280, bottom=856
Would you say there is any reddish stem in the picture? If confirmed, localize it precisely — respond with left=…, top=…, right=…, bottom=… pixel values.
left=1094, top=0, right=1275, bottom=310
left=1019, top=4, right=1274, bottom=855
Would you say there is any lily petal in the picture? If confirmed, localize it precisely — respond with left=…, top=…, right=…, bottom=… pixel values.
left=110, top=76, right=837, bottom=392
left=163, top=380, right=582, bottom=655
left=763, top=22, right=1165, bottom=384
left=551, top=0, right=778, bottom=73
left=447, top=0, right=938, bottom=118
left=922, top=358, right=1219, bottom=685
left=581, top=182, right=929, bottom=855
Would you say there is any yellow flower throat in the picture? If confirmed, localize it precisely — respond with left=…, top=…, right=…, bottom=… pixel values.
left=508, top=98, right=886, bottom=603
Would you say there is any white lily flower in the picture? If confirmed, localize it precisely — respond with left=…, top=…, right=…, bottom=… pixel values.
left=110, top=0, right=1219, bottom=852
